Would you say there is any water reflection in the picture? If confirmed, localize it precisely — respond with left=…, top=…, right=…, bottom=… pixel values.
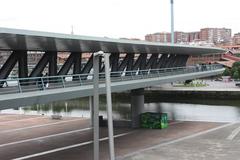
left=1, top=93, right=240, bottom=122
left=144, top=103, right=240, bottom=122
left=20, top=96, right=131, bottom=120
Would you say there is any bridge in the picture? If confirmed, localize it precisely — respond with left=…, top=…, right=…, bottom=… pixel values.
left=0, top=64, right=224, bottom=109
left=0, top=27, right=225, bottom=160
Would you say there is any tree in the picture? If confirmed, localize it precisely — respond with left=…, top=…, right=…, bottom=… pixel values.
left=222, top=68, right=231, bottom=76
left=233, top=70, right=240, bottom=80
left=232, top=62, right=240, bottom=69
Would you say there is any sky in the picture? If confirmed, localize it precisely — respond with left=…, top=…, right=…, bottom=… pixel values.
left=0, top=0, right=239, bottom=39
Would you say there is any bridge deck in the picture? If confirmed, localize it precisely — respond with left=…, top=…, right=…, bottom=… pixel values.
left=0, top=66, right=224, bottom=109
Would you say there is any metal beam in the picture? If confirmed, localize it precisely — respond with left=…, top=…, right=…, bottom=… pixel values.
left=73, top=53, right=82, bottom=74
left=58, top=53, right=75, bottom=75
left=118, top=53, right=134, bottom=72
left=30, top=53, right=49, bottom=77
left=18, top=51, right=28, bottom=78
left=48, top=51, right=57, bottom=76
left=133, top=54, right=147, bottom=70
left=146, top=54, right=158, bottom=69
left=165, top=55, right=176, bottom=68
left=157, top=54, right=168, bottom=68
left=111, top=53, right=120, bottom=72
left=81, top=54, right=93, bottom=74
left=0, top=51, right=18, bottom=80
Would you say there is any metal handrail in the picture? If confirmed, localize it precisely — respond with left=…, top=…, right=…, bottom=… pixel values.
left=0, top=64, right=223, bottom=95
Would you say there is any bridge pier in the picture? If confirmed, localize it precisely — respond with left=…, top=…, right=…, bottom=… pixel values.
left=131, top=88, right=144, bottom=128
left=89, top=96, right=94, bottom=126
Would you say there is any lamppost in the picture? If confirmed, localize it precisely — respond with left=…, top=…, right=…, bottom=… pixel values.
left=170, top=0, right=174, bottom=44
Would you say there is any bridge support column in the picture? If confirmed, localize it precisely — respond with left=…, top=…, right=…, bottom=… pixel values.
left=131, top=88, right=144, bottom=128
left=89, top=96, right=94, bottom=126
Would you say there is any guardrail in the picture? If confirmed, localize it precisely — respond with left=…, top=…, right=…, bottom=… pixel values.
left=0, top=64, right=223, bottom=95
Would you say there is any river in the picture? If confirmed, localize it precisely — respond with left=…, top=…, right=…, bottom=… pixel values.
left=1, top=93, right=240, bottom=122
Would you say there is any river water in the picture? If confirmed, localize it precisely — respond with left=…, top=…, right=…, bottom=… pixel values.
left=1, top=93, right=240, bottom=123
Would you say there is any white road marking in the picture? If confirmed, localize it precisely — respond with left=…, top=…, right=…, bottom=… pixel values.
left=0, top=118, right=85, bottom=134
left=118, top=123, right=236, bottom=160
left=0, top=116, right=45, bottom=124
left=227, top=125, right=240, bottom=140
left=0, top=127, right=92, bottom=148
left=13, top=131, right=134, bottom=160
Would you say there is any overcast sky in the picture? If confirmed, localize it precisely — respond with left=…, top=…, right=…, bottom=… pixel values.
left=0, top=0, right=239, bottom=39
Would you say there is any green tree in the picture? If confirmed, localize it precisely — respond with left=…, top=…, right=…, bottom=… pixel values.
left=222, top=68, right=231, bottom=76
left=229, top=62, right=240, bottom=77
left=232, top=62, right=240, bottom=68
left=233, top=71, right=240, bottom=80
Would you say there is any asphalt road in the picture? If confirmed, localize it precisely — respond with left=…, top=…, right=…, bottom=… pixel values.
left=0, top=114, right=230, bottom=160
left=123, top=122, right=240, bottom=160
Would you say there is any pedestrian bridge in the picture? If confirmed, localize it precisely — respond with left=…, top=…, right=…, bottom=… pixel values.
left=0, top=64, right=224, bottom=109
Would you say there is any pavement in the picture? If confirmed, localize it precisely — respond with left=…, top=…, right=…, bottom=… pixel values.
left=123, top=123, right=240, bottom=160
left=0, top=114, right=230, bottom=160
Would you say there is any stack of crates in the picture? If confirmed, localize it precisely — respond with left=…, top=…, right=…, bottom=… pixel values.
left=140, top=112, right=168, bottom=129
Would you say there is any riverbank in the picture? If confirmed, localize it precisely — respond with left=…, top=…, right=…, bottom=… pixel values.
left=144, top=80, right=240, bottom=100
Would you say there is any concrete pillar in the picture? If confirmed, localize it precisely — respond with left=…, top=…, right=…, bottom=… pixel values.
left=89, top=96, right=94, bottom=126
left=131, top=88, right=144, bottom=128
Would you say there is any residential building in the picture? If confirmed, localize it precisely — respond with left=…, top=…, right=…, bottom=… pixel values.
left=232, top=33, right=240, bottom=45
left=200, top=28, right=232, bottom=44
left=145, top=32, right=171, bottom=43
left=188, top=32, right=200, bottom=42
left=145, top=31, right=200, bottom=44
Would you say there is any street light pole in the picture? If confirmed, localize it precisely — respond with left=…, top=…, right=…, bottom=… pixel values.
left=104, top=53, right=115, bottom=160
left=93, top=52, right=100, bottom=160
left=93, top=51, right=115, bottom=160
left=170, top=0, right=174, bottom=44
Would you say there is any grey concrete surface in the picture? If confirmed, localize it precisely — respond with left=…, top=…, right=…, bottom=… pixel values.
left=1, top=114, right=238, bottom=160
left=123, top=123, right=240, bottom=160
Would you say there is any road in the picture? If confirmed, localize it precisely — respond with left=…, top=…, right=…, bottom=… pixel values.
left=0, top=114, right=236, bottom=160
left=123, top=122, right=240, bottom=160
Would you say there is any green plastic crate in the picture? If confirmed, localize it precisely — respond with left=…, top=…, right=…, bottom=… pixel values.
left=140, top=112, right=168, bottom=129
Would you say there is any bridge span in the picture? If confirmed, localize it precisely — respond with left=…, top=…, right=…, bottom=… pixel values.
left=0, top=65, right=223, bottom=109
left=0, top=27, right=226, bottom=160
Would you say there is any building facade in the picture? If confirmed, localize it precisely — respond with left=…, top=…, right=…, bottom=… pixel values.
left=145, top=28, right=231, bottom=45
left=232, top=33, right=240, bottom=45
left=145, top=31, right=200, bottom=44
left=200, top=28, right=232, bottom=44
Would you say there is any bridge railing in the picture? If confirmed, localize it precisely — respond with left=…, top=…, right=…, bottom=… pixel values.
left=0, top=64, right=223, bottom=95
